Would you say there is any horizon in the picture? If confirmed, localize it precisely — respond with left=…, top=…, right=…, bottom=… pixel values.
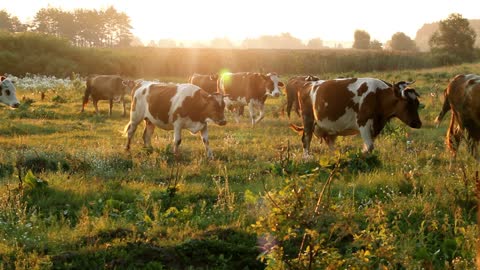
left=4, top=0, right=480, bottom=45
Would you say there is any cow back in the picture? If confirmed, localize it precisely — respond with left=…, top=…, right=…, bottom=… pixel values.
left=88, top=75, right=126, bottom=98
left=189, top=74, right=218, bottom=94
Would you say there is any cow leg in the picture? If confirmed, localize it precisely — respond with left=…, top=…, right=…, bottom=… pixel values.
left=122, top=96, right=127, bottom=117
left=173, top=125, right=182, bottom=157
left=233, top=106, right=241, bottom=123
left=200, top=125, right=213, bottom=159
left=253, top=103, right=265, bottom=125
left=142, top=119, right=155, bottom=149
left=125, top=121, right=140, bottom=151
left=301, top=117, right=315, bottom=159
left=446, top=114, right=462, bottom=169
left=325, top=135, right=337, bottom=151
left=93, top=99, right=100, bottom=114
left=359, top=120, right=374, bottom=153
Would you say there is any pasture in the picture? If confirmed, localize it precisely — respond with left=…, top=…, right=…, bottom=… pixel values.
left=0, top=63, right=479, bottom=269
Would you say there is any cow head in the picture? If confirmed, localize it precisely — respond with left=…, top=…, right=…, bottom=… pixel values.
left=122, top=80, right=136, bottom=91
left=0, top=76, right=20, bottom=108
left=263, top=73, right=285, bottom=97
left=205, top=93, right=227, bottom=126
left=392, top=81, right=422, bottom=129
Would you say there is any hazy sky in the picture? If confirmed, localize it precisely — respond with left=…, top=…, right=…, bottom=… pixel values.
left=4, top=0, right=479, bottom=44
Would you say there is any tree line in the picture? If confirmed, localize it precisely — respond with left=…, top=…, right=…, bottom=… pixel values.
left=0, top=7, right=132, bottom=48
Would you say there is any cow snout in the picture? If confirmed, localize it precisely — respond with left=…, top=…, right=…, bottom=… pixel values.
left=11, top=103, right=20, bottom=108
left=218, top=119, right=227, bottom=126
left=410, top=120, right=422, bottom=129
left=273, top=92, right=280, bottom=98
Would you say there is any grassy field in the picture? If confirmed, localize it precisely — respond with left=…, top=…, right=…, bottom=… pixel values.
left=1, top=63, right=479, bottom=269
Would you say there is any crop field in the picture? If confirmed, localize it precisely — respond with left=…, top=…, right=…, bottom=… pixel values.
left=1, top=63, right=480, bottom=269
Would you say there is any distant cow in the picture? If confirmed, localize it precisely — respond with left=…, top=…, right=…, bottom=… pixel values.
left=291, top=78, right=422, bottom=158
left=124, top=82, right=227, bottom=158
left=0, top=76, right=20, bottom=108
left=286, top=75, right=320, bottom=118
left=435, top=74, right=480, bottom=161
left=81, top=75, right=134, bottom=116
left=188, top=73, right=219, bottom=94
left=218, top=72, right=284, bottom=125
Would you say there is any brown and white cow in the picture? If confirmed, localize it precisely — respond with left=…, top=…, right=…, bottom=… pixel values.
left=188, top=73, right=219, bottom=94
left=435, top=74, right=480, bottom=161
left=124, top=82, right=227, bottom=158
left=0, top=76, right=20, bottom=108
left=81, top=75, right=135, bottom=116
left=286, top=75, right=320, bottom=118
left=291, top=78, right=422, bottom=158
left=218, top=72, right=284, bottom=125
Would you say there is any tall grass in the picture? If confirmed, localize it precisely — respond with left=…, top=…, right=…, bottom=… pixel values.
left=0, top=62, right=479, bottom=268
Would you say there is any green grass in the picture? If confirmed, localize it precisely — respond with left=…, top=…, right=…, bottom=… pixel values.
left=1, top=63, right=480, bottom=269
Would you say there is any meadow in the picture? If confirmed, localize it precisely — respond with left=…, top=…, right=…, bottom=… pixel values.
left=0, top=63, right=479, bottom=269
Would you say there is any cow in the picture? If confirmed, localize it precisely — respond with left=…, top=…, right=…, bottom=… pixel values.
left=188, top=73, right=219, bottom=94
left=218, top=72, right=284, bottom=125
left=290, top=78, right=422, bottom=158
left=124, top=82, right=227, bottom=159
left=0, top=76, right=20, bottom=108
left=81, top=75, right=135, bottom=116
left=434, top=74, right=480, bottom=162
left=285, top=75, right=320, bottom=118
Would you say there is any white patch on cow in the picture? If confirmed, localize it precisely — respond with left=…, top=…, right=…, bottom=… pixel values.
left=359, top=119, right=374, bottom=152
left=174, top=116, right=206, bottom=134
left=268, top=74, right=282, bottom=97
left=324, top=102, right=328, bottom=108
left=315, top=107, right=358, bottom=135
left=0, top=78, right=20, bottom=107
left=347, top=78, right=388, bottom=106
left=168, top=84, right=200, bottom=123
left=406, top=91, right=417, bottom=100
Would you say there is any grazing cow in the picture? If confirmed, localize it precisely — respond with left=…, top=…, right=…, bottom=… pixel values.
left=286, top=75, right=320, bottom=118
left=435, top=74, right=480, bottom=161
left=0, top=76, right=20, bottom=108
left=81, top=75, right=134, bottom=116
left=290, top=78, right=422, bottom=158
left=124, top=82, right=227, bottom=158
left=188, top=73, right=219, bottom=94
left=218, top=72, right=284, bottom=125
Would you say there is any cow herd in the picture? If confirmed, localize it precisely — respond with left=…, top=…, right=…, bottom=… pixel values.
left=0, top=72, right=479, bottom=163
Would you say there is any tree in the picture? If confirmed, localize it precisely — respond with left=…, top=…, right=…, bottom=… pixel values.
left=306, top=38, right=324, bottom=49
left=0, top=10, right=25, bottom=32
left=242, top=33, right=305, bottom=49
left=388, top=32, right=417, bottom=51
left=370, top=40, right=383, bottom=50
left=157, top=39, right=176, bottom=48
left=353, top=30, right=370, bottom=49
left=429, top=13, right=477, bottom=62
left=210, top=37, right=234, bottom=48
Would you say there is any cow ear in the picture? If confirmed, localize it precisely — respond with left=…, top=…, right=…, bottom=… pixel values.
left=278, top=81, right=285, bottom=87
left=0, top=76, right=5, bottom=82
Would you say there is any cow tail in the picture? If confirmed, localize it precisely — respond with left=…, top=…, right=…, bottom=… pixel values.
left=289, top=123, right=304, bottom=134
left=434, top=88, right=450, bottom=126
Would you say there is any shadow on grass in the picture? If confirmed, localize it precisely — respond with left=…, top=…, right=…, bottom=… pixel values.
left=50, top=228, right=265, bottom=269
